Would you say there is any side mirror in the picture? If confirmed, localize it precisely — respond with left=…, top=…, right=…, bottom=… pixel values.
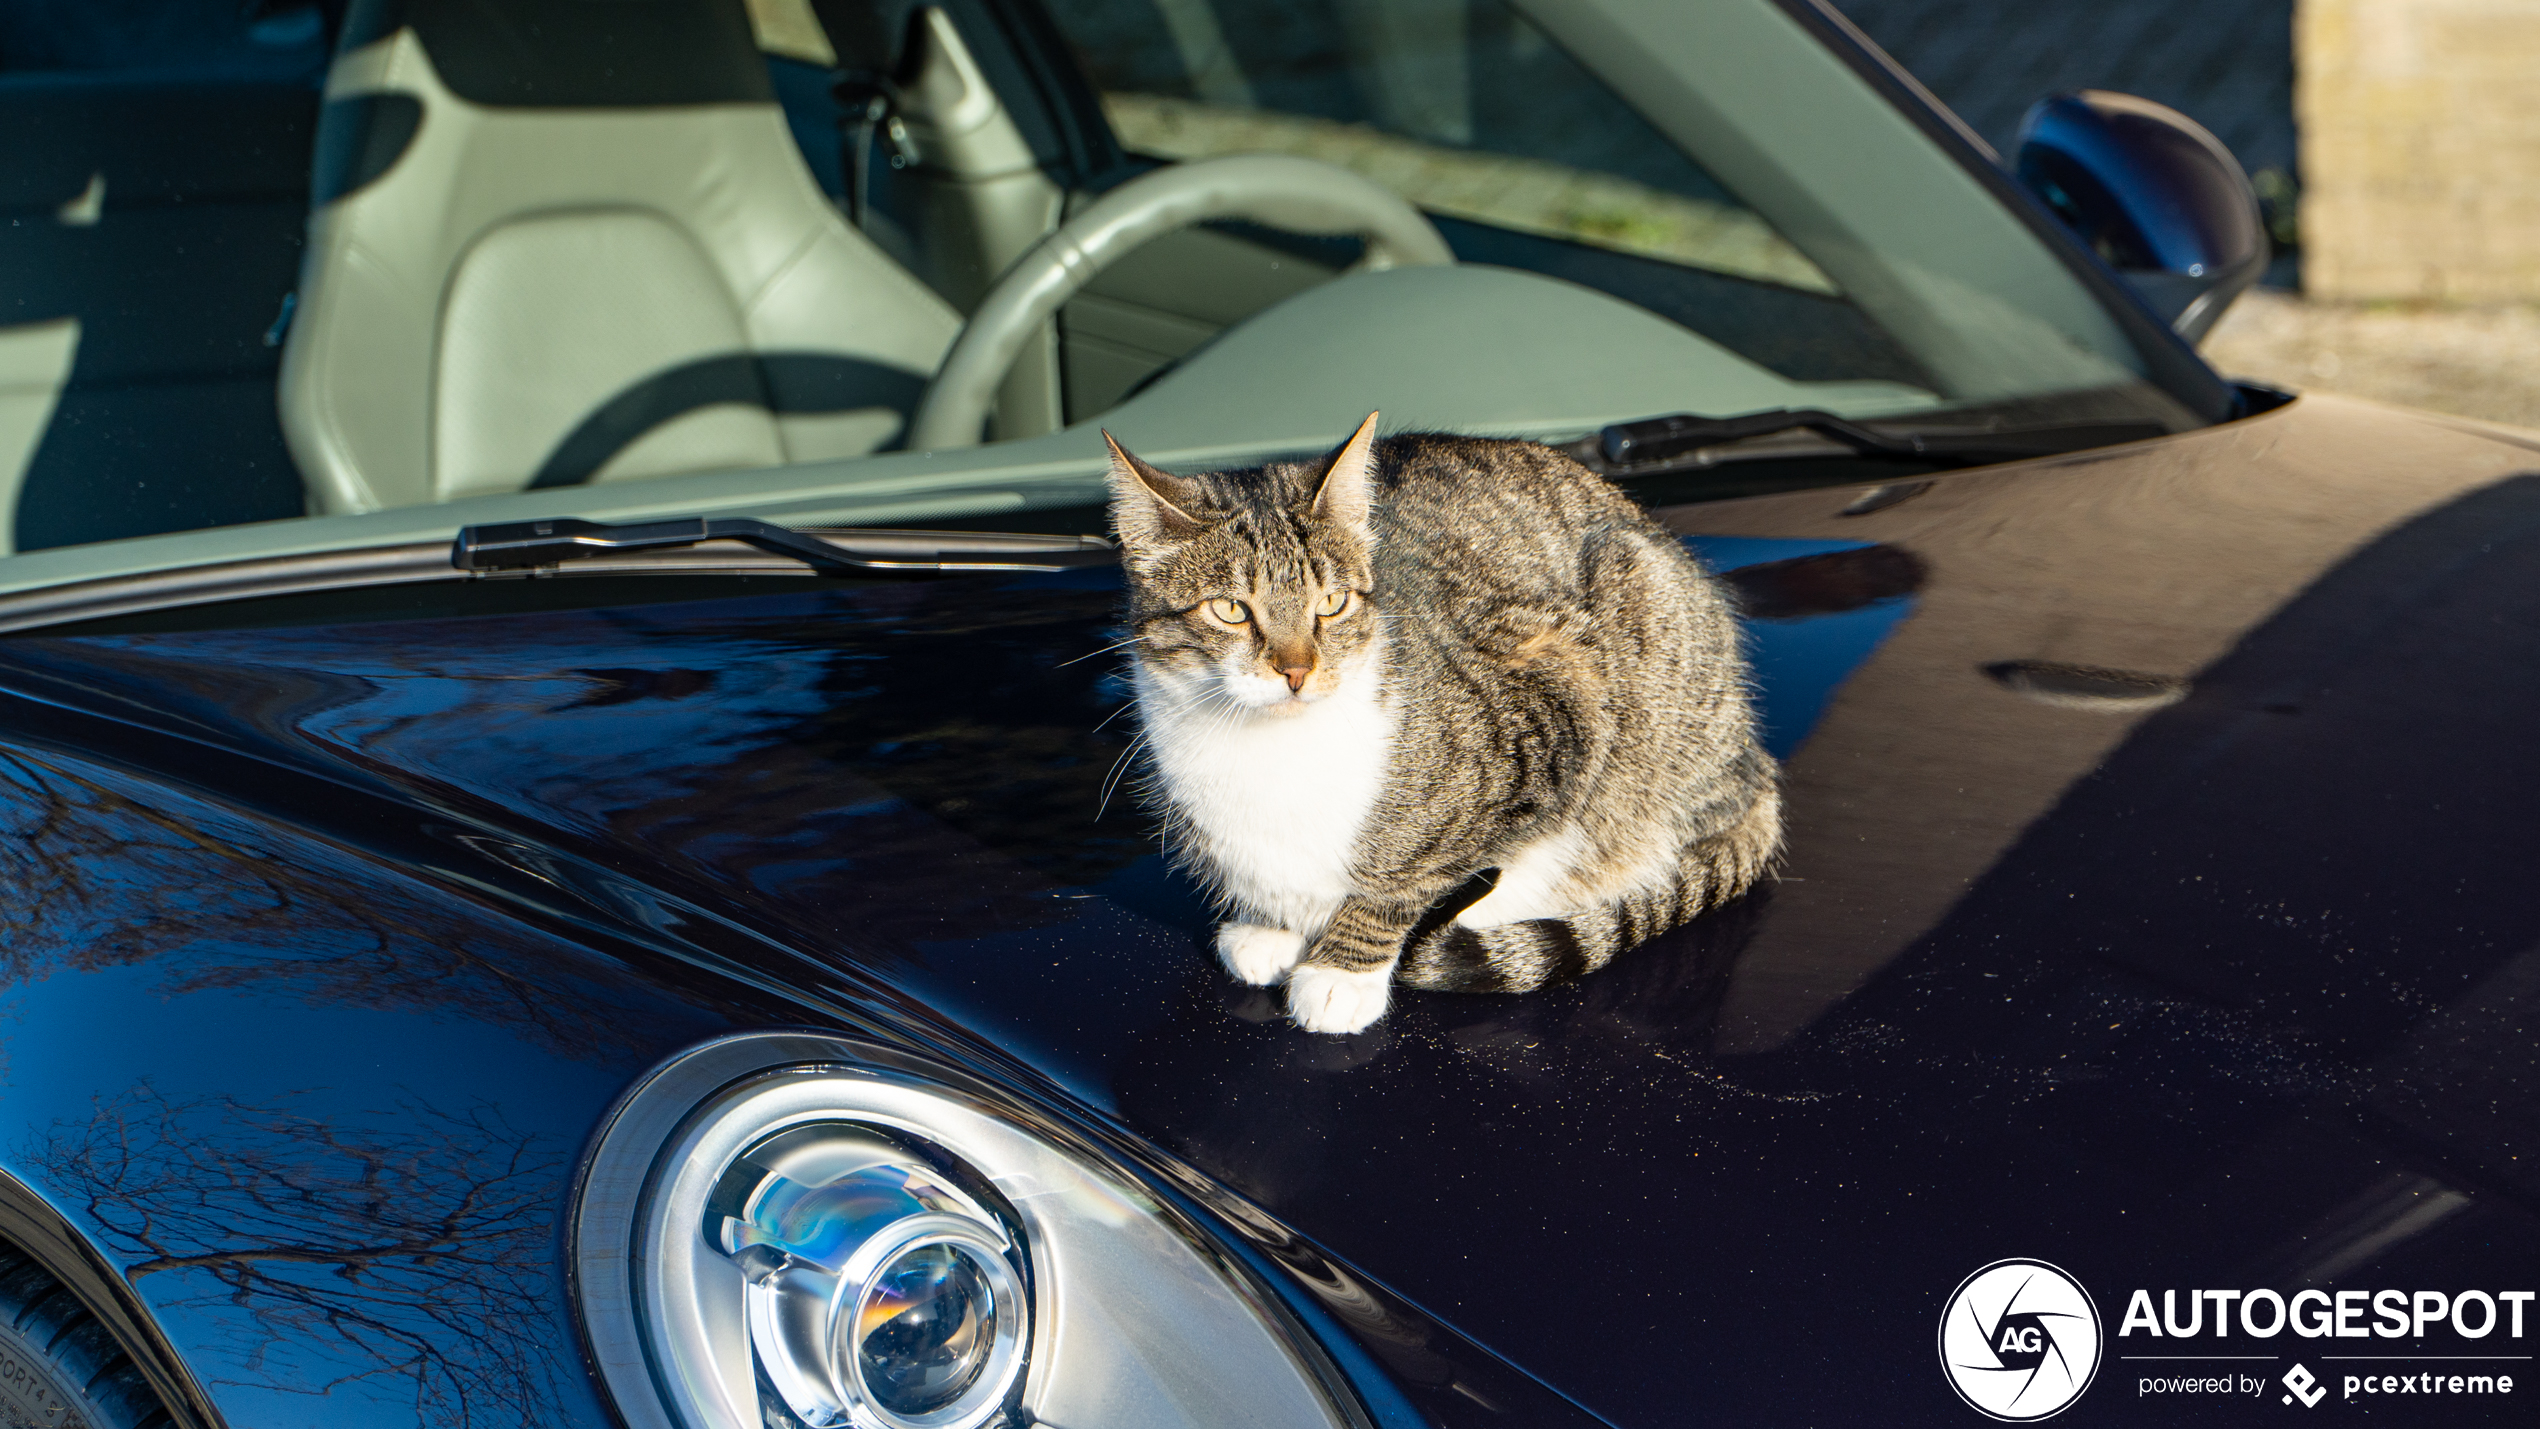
left=2015, top=91, right=2267, bottom=345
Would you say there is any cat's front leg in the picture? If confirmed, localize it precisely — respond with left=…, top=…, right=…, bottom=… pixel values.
left=1216, top=923, right=1306, bottom=986
left=1287, top=898, right=1414, bottom=1034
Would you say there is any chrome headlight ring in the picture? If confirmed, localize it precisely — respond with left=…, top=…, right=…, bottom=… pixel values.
left=573, top=1032, right=1353, bottom=1429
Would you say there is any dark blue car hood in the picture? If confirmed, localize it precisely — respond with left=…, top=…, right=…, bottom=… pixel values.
left=5, top=395, right=2539, bottom=1427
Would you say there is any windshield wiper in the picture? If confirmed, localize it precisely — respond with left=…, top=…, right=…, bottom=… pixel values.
left=451, top=517, right=1114, bottom=574
left=1574, top=409, right=2169, bottom=476
left=0, top=522, right=1114, bottom=637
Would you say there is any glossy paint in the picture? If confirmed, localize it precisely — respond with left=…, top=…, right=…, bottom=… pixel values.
left=3, top=395, right=2538, bottom=1427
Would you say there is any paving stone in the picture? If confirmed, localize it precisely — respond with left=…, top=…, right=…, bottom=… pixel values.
left=2203, top=289, right=2540, bottom=431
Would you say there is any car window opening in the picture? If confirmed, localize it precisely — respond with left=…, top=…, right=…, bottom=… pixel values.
left=0, top=0, right=2222, bottom=621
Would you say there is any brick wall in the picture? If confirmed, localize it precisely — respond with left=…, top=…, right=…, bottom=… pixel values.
left=2298, top=0, right=2540, bottom=302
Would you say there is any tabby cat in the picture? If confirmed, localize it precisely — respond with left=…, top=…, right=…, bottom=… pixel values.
left=1106, top=413, right=1781, bottom=1034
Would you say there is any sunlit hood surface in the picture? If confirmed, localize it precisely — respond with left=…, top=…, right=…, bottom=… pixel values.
left=4, top=395, right=2539, bottom=1426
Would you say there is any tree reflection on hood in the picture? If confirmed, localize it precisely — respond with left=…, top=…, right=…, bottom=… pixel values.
left=26, top=1084, right=566, bottom=1426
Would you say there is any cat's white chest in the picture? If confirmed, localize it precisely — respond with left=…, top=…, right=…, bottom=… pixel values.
left=1139, top=669, right=1394, bottom=934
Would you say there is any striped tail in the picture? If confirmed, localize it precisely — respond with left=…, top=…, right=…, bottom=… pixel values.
left=1397, top=787, right=1782, bottom=994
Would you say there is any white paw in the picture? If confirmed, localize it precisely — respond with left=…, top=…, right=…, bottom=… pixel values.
left=1285, top=963, right=1392, bottom=1034
left=1216, top=924, right=1306, bottom=986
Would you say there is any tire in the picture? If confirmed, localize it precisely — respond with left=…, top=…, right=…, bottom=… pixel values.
left=0, top=1245, right=170, bottom=1429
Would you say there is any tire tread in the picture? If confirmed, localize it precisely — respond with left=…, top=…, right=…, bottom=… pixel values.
left=0, top=1245, right=172, bottom=1429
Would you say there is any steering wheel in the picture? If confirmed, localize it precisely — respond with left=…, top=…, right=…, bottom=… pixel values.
left=905, top=154, right=1453, bottom=452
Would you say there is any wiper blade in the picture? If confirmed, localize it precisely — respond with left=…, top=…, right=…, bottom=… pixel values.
left=0, top=522, right=1115, bottom=637
left=451, top=517, right=1114, bottom=574
left=1575, top=409, right=2168, bottom=475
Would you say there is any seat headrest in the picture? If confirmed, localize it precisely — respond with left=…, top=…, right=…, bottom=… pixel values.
left=337, top=0, right=774, bottom=107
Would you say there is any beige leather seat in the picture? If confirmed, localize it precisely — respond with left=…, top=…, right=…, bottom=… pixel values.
left=280, top=0, right=963, bottom=514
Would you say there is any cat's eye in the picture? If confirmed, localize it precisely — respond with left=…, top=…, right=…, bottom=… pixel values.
left=1205, top=598, right=1250, bottom=625
left=1314, top=590, right=1351, bottom=618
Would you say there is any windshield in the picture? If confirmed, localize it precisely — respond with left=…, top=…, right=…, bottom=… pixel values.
left=0, top=0, right=2223, bottom=613
left=1044, top=0, right=2162, bottom=410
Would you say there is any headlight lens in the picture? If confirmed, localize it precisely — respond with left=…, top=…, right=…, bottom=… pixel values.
left=713, top=1126, right=1027, bottom=1429
left=573, top=1033, right=1354, bottom=1429
left=858, top=1242, right=997, bottom=1412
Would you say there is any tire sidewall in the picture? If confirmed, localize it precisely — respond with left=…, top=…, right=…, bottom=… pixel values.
left=0, top=1306, right=110, bottom=1428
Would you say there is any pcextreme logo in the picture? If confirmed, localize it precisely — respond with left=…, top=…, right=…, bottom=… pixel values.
left=1940, top=1259, right=2104, bottom=1420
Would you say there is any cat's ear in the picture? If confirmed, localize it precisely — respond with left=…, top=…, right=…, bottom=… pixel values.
left=1103, top=430, right=1210, bottom=548
left=1310, top=412, right=1380, bottom=535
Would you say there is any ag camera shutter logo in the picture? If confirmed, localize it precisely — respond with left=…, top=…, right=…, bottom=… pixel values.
left=1940, top=1259, right=2103, bottom=1420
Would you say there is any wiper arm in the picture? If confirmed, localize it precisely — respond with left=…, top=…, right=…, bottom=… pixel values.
left=1575, top=409, right=2168, bottom=475
left=0, top=521, right=1115, bottom=637
left=451, top=517, right=1114, bottom=574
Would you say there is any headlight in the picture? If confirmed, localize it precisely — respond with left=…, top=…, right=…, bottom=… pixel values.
left=574, top=1033, right=1355, bottom=1429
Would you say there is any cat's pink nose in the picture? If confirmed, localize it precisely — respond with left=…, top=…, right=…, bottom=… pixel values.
left=1281, top=666, right=1311, bottom=692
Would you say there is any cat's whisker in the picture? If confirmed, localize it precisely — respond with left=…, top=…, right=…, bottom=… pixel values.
left=1096, top=729, right=1155, bottom=820
left=1095, top=752, right=1136, bottom=820
left=1201, top=703, right=1250, bottom=744
left=1058, top=632, right=1149, bottom=668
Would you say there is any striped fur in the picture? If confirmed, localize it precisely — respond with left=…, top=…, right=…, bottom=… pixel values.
left=1107, top=416, right=1781, bottom=1033
left=1398, top=766, right=1782, bottom=992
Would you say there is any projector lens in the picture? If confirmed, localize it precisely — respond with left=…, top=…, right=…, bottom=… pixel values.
left=855, top=1243, right=997, bottom=1415
left=707, top=1125, right=1029, bottom=1429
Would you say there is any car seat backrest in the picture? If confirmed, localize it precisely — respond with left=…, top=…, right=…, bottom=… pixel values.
left=282, top=0, right=962, bottom=514
left=0, top=76, right=316, bottom=554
